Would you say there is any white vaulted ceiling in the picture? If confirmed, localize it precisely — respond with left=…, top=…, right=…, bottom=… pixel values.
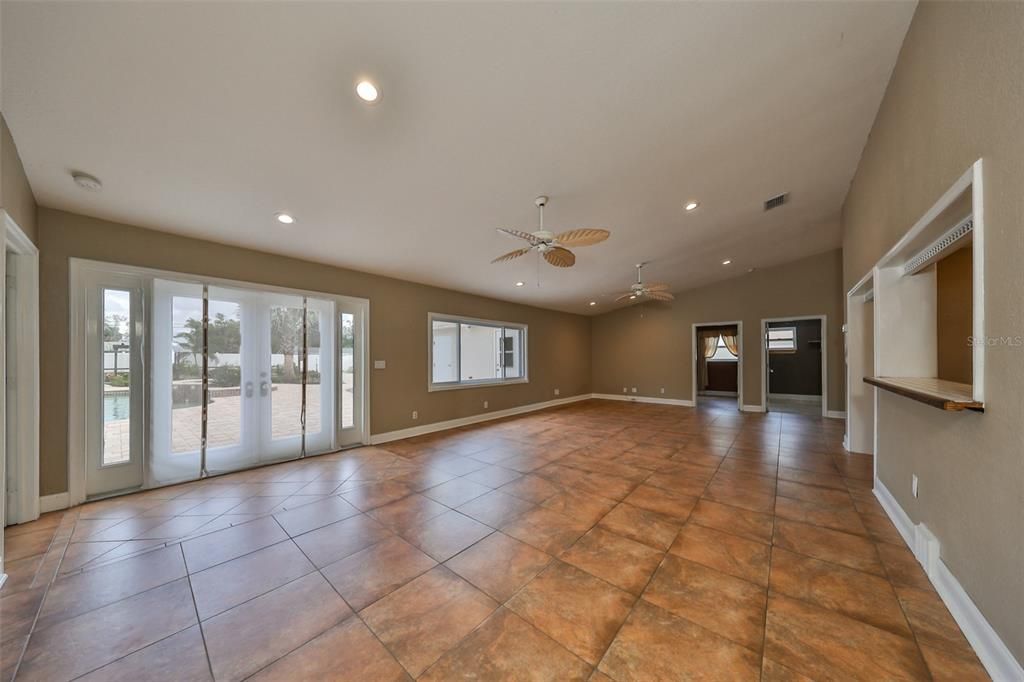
left=1, top=1, right=915, bottom=313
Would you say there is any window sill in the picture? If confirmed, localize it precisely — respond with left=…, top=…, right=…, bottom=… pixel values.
left=428, top=378, right=529, bottom=392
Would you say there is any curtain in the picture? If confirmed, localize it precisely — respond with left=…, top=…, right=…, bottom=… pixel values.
left=721, top=333, right=739, bottom=357
left=702, top=335, right=719, bottom=359
left=698, top=332, right=719, bottom=390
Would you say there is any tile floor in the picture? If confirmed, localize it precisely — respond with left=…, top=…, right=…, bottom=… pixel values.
left=1, top=398, right=990, bottom=681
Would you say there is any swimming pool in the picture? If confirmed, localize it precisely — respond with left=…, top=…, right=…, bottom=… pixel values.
left=104, top=393, right=130, bottom=422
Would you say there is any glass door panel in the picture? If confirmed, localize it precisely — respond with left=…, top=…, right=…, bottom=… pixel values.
left=337, top=301, right=365, bottom=447
left=268, top=298, right=305, bottom=446
left=87, top=279, right=145, bottom=497
left=303, top=297, right=335, bottom=454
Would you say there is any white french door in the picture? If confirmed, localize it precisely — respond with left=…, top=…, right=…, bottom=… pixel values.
left=82, top=273, right=147, bottom=497
left=71, top=260, right=369, bottom=500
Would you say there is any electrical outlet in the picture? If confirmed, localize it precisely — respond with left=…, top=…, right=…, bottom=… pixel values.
left=622, top=387, right=628, bottom=393
left=912, top=475, right=919, bottom=498
left=483, top=400, right=488, bottom=409
left=660, top=387, right=665, bottom=394
left=553, top=388, right=560, bottom=396
left=631, top=387, right=637, bottom=393
left=412, top=410, right=418, bottom=420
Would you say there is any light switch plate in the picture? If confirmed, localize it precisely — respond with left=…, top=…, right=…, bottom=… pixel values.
left=374, top=360, right=386, bottom=369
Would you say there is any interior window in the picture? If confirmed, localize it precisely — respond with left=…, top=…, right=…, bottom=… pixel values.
left=768, top=327, right=797, bottom=352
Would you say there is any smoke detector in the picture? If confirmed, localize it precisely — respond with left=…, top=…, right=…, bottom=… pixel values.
left=71, top=171, right=103, bottom=192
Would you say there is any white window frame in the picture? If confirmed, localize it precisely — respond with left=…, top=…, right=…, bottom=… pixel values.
left=767, top=326, right=798, bottom=353
left=428, top=312, right=528, bottom=391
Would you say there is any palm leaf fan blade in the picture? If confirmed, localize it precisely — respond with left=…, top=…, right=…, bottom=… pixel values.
left=491, top=248, right=531, bottom=264
left=543, top=247, right=576, bottom=268
left=554, top=228, right=610, bottom=247
left=496, top=228, right=540, bottom=244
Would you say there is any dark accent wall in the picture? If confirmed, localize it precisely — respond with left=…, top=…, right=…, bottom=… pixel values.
left=705, top=362, right=738, bottom=393
left=767, top=319, right=822, bottom=396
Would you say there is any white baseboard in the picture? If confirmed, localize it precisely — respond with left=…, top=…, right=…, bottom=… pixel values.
left=591, top=393, right=695, bottom=407
left=40, top=492, right=70, bottom=513
left=370, top=394, right=593, bottom=445
left=741, top=404, right=765, bottom=413
left=826, top=410, right=847, bottom=419
left=874, top=480, right=1024, bottom=681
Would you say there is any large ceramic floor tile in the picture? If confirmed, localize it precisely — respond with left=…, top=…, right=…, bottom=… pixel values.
left=18, top=579, right=198, bottom=681
left=773, top=518, right=884, bottom=576
left=359, top=566, right=498, bottom=676
left=769, top=548, right=910, bottom=636
left=559, top=527, right=663, bottom=595
left=597, top=503, right=680, bottom=551
left=35, top=545, right=187, bottom=631
left=292, top=513, right=392, bottom=567
left=670, top=523, right=770, bottom=586
left=599, top=600, right=761, bottom=681
left=181, top=515, right=288, bottom=574
left=190, top=540, right=314, bottom=619
left=76, top=625, right=212, bottom=682
left=506, top=560, right=634, bottom=665
left=202, top=572, right=351, bottom=682
left=367, top=493, right=450, bottom=534
left=445, top=531, right=553, bottom=602
left=248, top=618, right=409, bottom=681
left=400, top=510, right=493, bottom=562
left=321, top=536, right=436, bottom=610
left=456, top=489, right=534, bottom=528
left=688, top=498, right=774, bottom=544
left=501, top=507, right=591, bottom=555
left=764, top=594, right=929, bottom=681
left=643, top=554, right=767, bottom=652
left=421, top=607, right=591, bottom=681
left=271, top=495, right=360, bottom=536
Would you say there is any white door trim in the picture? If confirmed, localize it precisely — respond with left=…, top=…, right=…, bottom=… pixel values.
left=2, top=210, right=40, bottom=525
left=691, top=321, right=743, bottom=411
left=760, top=315, right=828, bottom=417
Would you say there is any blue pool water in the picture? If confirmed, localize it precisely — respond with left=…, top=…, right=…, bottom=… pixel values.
left=104, top=393, right=130, bottom=422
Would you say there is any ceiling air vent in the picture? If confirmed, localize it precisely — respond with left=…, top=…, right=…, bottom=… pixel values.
left=763, top=192, right=788, bottom=211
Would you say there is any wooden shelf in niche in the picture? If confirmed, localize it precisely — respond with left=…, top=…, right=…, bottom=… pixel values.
left=864, top=376, right=984, bottom=412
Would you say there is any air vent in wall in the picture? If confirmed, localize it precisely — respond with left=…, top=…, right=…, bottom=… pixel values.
left=763, top=193, right=788, bottom=211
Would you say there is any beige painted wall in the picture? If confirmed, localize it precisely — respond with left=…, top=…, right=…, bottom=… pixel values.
left=591, top=248, right=845, bottom=412
left=0, top=113, right=38, bottom=242
left=37, top=208, right=592, bottom=495
left=841, top=1, right=1024, bottom=665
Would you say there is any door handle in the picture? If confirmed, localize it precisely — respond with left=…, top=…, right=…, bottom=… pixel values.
left=260, top=381, right=269, bottom=397
left=245, top=381, right=254, bottom=398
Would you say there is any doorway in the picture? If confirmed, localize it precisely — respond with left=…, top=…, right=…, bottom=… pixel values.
left=846, top=274, right=875, bottom=454
left=692, top=322, right=743, bottom=410
left=761, top=316, right=827, bottom=416
left=69, top=260, right=369, bottom=503
left=1, top=211, right=41, bottom=583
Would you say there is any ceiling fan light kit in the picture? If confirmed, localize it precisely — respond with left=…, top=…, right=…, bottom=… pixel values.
left=614, top=263, right=675, bottom=303
left=490, top=196, right=610, bottom=269
left=490, top=197, right=673, bottom=308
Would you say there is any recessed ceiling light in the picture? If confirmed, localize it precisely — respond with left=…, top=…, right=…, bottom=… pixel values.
left=721, top=259, right=732, bottom=265
left=356, top=80, right=380, bottom=102
left=71, top=170, right=102, bottom=191
left=515, top=281, right=525, bottom=287
left=275, top=212, right=295, bottom=225
left=685, top=201, right=699, bottom=211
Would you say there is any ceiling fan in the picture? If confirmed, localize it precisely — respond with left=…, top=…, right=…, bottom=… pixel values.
left=491, top=196, right=610, bottom=268
left=615, top=263, right=674, bottom=302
